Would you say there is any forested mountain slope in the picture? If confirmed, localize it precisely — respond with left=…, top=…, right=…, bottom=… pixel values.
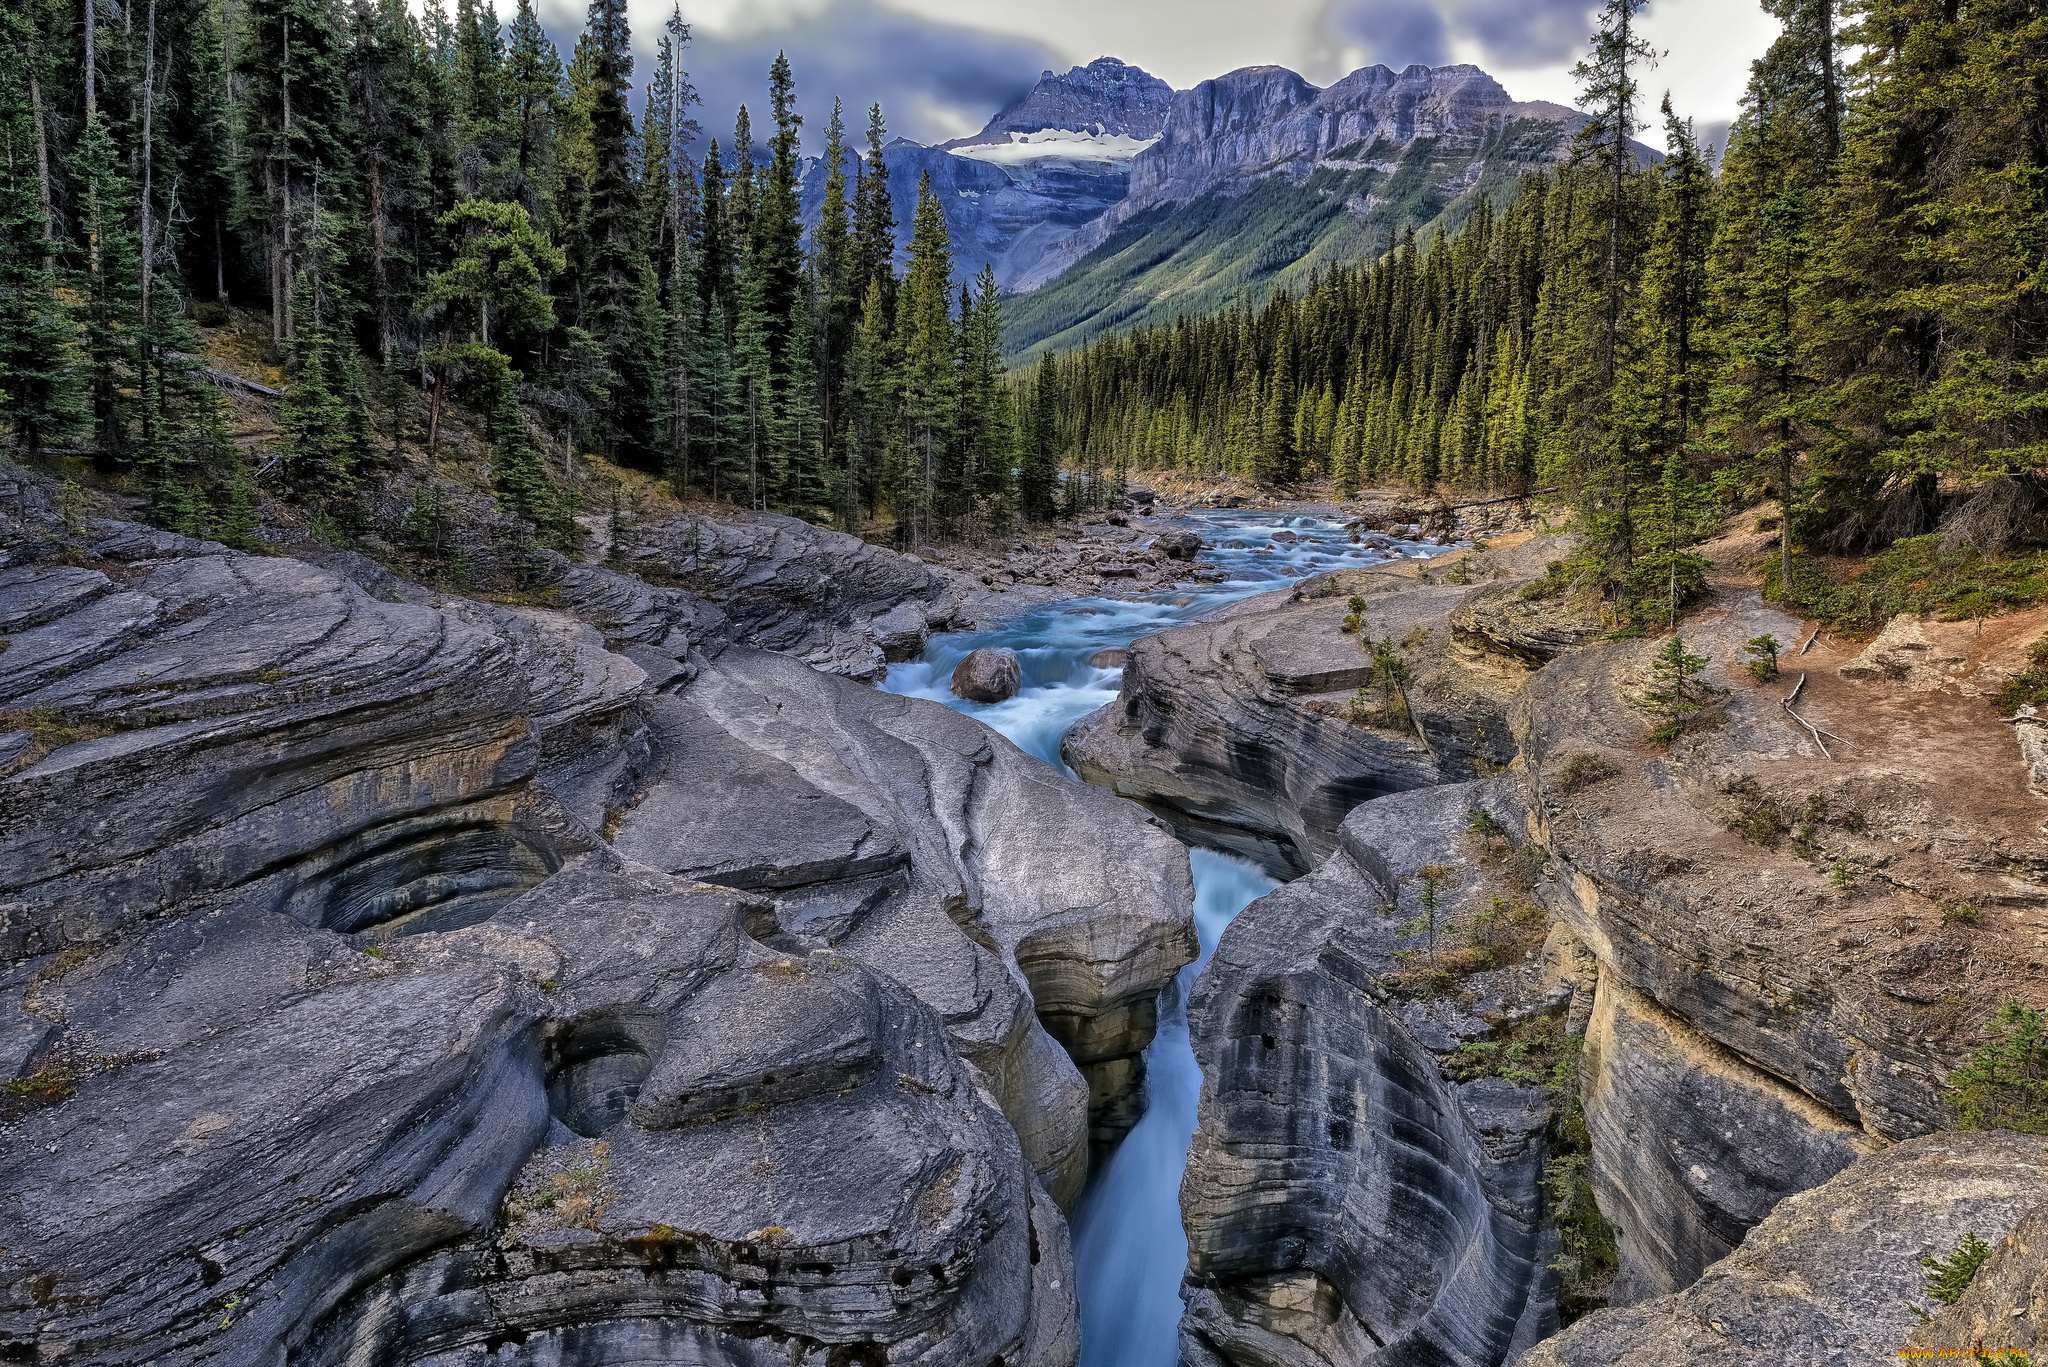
left=1001, top=63, right=1650, bottom=361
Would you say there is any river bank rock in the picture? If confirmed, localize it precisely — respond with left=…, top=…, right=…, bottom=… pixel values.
left=1181, top=776, right=1566, bottom=1367
left=1091, top=509, right=2046, bottom=1366
left=0, top=472, right=1192, bottom=1364
left=953, top=647, right=1025, bottom=703
left=1516, top=541, right=2048, bottom=1302
left=1063, top=532, right=1574, bottom=875
left=1151, top=530, right=1203, bottom=560
left=1906, top=1198, right=2048, bottom=1360
left=1514, top=1131, right=2048, bottom=1367
left=594, top=509, right=970, bottom=682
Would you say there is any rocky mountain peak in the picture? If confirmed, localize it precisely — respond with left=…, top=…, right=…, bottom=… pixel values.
left=946, top=56, right=1174, bottom=149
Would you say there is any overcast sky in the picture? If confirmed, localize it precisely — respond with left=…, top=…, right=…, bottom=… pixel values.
left=527, top=0, right=1778, bottom=156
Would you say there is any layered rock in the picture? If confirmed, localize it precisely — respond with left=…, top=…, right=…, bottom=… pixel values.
left=605, top=509, right=968, bottom=681
left=0, top=480, right=1194, bottom=1364
left=1518, top=574, right=2048, bottom=1300
left=1064, top=533, right=1567, bottom=875
left=1127, top=520, right=2047, bottom=1366
left=1515, top=1131, right=2048, bottom=1366
left=1181, top=777, right=1566, bottom=1367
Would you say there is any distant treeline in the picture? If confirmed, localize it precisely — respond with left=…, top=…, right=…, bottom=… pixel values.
left=1029, top=0, right=2047, bottom=608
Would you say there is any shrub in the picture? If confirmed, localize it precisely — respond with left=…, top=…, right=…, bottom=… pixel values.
left=1949, top=999, right=2048, bottom=1133
left=1745, top=634, right=1782, bottom=683
left=1909, top=1232, right=1993, bottom=1321
left=1724, top=778, right=1786, bottom=848
left=1556, top=753, right=1619, bottom=795
left=1771, top=536, right=2048, bottom=630
left=1941, top=901, right=1982, bottom=926
left=1340, top=613, right=1362, bottom=634
left=1992, top=634, right=2048, bottom=715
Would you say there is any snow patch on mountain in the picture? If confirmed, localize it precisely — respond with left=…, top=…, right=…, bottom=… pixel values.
left=948, top=128, right=1161, bottom=169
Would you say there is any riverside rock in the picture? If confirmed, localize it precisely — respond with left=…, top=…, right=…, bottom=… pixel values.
left=1150, top=530, right=1203, bottom=561
left=1181, top=776, right=1563, bottom=1367
left=1064, top=532, right=1567, bottom=874
left=1907, top=1198, right=2048, bottom=1360
left=1079, top=517, right=2048, bottom=1367
left=953, top=647, right=1025, bottom=703
left=1514, top=1131, right=2048, bottom=1366
left=0, top=476, right=1194, bottom=1364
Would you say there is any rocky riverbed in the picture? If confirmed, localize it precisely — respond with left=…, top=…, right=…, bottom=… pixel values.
left=3, top=463, right=2044, bottom=1367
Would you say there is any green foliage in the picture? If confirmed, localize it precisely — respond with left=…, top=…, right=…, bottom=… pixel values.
left=1949, top=1000, right=2048, bottom=1134
left=1745, top=634, right=1782, bottom=683
left=426, top=199, right=566, bottom=345
left=1992, top=636, right=2048, bottom=716
left=1638, top=635, right=1723, bottom=741
left=1774, top=539, right=2048, bottom=634
left=1909, top=1232, right=1994, bottom=1322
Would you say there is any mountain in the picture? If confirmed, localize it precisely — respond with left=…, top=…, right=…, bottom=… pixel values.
left=1001, top=62, right=1649, bottom=360
left=946, top=55, right=1174, bottom=146
left=797, top=59, right=1176, bottom=291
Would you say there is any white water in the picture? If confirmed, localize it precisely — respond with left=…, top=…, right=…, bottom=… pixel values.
left=881, top=509, right=1442, bottom=1366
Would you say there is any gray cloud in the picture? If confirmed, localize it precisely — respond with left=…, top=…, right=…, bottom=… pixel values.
left=678, top=0, right=1060, bottom=148
left=1316, top=0, right=1599, bottom=74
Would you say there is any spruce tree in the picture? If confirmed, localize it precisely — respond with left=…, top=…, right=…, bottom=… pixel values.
left=570, top=0, right=655, bottom=464
left=0, top=15, right=85, bottom=455
left=896, top=173, right=955, bottom=541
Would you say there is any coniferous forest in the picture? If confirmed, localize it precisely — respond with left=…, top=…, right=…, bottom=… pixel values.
left=0, top=0, right=1030, bottom=557
left=0, top=0, right=2044, bottom=607
left=1033, top=0, right=2048, bottom=618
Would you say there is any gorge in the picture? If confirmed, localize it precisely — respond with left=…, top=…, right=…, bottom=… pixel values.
left=6, top=471, right=2043, bottom=1367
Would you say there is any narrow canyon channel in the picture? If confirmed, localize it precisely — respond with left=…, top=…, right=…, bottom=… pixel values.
left=883, top=509, right=1444, bottom=1366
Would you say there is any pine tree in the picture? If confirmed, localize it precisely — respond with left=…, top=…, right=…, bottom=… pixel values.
left=851, top=103, right=897, bottom=311
left=570, top=0, right=655, bottom=464
left=233, top=0, right=358, bottom=345
left=348, top=0, right=437, bottom=365
left=896, top=173, right=956, bottom=541
left=0, top=15, right=85, bottom=455
left=76, top=111, right=143, bottom=462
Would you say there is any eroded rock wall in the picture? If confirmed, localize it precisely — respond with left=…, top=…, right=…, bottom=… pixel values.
left=0, top=483, right=1191, bottom=1366
left=1180, top=778, right=1563, bottom=1367
left=1515, top=1131, right=2048, bottom=1366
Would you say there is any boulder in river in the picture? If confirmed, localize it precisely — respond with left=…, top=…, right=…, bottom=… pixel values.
left=952, top=646, right=1024, bottom=702
left=1150, top=531, right=1203, bottom=561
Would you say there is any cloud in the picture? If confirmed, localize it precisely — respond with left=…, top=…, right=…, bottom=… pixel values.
left=664, top=0, right=1060, bottom=148
left=1313, top=0, right=1599, bottom=75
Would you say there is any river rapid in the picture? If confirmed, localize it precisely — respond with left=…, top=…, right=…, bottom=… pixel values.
left=882, top=509, right=1443, bottom=1367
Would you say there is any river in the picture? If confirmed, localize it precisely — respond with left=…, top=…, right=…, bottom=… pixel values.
left=882, top=508, right=1442, bottom=1367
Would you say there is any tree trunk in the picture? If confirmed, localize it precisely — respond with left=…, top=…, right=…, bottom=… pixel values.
left=28, top=71, right=53, bottom=268
left=1778, top=436, right=1794, bottom=603
left=369, top=159, right=390, bottom=363
left=278, top=13, right=294, bottom=343
left=137, top=0, right=157, bottom=430
left=82, top=0, right=96, bottom=116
